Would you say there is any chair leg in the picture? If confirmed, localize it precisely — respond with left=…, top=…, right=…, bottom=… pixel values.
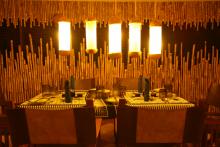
left=117, top=144, right=126, bottom=147
left=186, top=144, right=193, bottom=147
left=88, top=144, right=96, bottom=147
left=182, top=143, right=201, bottom=147
left=4, top=134, right=10, bottom=147
left=114, top=118, right=117, bottom=144
left=0, top=133, right=10, bottom=147
left=174, top=143, right=183, bottom=147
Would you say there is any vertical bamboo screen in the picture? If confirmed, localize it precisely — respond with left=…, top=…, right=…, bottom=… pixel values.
left=0, top=34, right=219, bottom=105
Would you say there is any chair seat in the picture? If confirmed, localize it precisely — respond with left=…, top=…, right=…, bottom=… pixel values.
left=0, top=113, right=11, bottom=146
left=200, top=84, right=220, bottom=146
left=0, top=114, right=9, bottom=130
left=204, top=114, right=220, bottom=146
left=207, top=112, right=220, bottom=116
left=205, top=113, right=220, bottom=125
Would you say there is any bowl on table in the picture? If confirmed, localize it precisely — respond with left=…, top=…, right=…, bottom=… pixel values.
left=96, top=89, right=110, bottom=99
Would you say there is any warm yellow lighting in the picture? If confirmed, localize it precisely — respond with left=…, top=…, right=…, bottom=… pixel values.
left=149, top=26, right=162, bottom=55
left=86, top=20, right=97, bottom=54
left=129, top=23, right=141, bottom=56
left=109, top=23, right=122, bottom=55
left=58, top=21, right=71, bottom=51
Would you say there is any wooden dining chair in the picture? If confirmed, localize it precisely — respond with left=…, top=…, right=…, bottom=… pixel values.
left=117, top=101, right=187, bottom=146
left=182, top=106, right=206, bottom=146
left=117, top=105, right=137, bottom=146
left=25, top=107, right=101, bottom=146
left=114, top=78, right=139, bottom=90
left=0, top=99, right=13, bottom=146
left=6, top=108, right=30, bottom=146
left=203, top=84, right=220, bottom=146
left=75, top=78, right=96, bottom=90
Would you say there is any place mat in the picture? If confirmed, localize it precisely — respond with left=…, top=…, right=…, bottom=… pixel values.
left=21, top=91, right=87, bottom=106
left=94, top=99, right=108, bottom=117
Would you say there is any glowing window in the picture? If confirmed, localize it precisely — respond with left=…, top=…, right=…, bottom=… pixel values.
left=58, top=21, right=71, bottom=51
left=129, top=23, right=141, bottom=53
left=86, top=20, right=97, bottom=53
left=149, top=26, right=162, bottom=55
left=109, top=23, right=122, bottom=54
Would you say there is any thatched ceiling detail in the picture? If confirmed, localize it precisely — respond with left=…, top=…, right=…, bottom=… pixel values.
left=0, top=0, right=219, bottom=25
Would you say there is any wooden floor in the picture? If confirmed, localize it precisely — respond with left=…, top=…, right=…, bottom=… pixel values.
left=98, top=119, right=116, bottom=147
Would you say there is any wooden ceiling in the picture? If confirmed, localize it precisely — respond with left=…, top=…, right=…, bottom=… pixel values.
left=32, top=0, right=220, bottom=1
left=0, top=0, right=219, bottom=25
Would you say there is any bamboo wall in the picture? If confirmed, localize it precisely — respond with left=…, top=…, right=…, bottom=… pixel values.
left=0, top=34, right=219, bottom=105
left=0, top=0, right=220, bottom=25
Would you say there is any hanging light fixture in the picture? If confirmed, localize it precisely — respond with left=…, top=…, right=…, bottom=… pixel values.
left=86, top=20, right=97, bottom=54
left=129, top=23, right=142, bottom=57
left=149, top=25, right=162, bottom=58
left=58, top=21, right=71, bottom=52
left=108, top=23, right=122, bottom=58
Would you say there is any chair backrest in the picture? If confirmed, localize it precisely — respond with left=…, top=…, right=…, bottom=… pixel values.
left=0, top=100, right=13, bottom=146
left=117, top=106, right=137, bottom=144
left=207, top=84, right=220, bottom=107
left=25, top=107, right=96, bottom=145
left=117, top=105, right=187, bottom=144
left=7, top=107, right=97, bottom=145
left=0, top=100, right=13, bottom=115
left=75, top=79, right=95, bottom=90
left=6, top=109, right=29, bottom=146
left=136, top=109, right=186, bottom=143
left=26, top=109, right=77, bottom=144
left=115, top=78, right=139, bottom=90
left=183, top=106, right=206, bottom=143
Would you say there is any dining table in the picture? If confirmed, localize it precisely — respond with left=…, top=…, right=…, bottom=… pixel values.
left=104, top=90, right=195, bottom=113
left=123, top=91, right=195, bottom=109
left=18, top=90, right=108, bottom=117
left=18, top=89, right=195, bottom=117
